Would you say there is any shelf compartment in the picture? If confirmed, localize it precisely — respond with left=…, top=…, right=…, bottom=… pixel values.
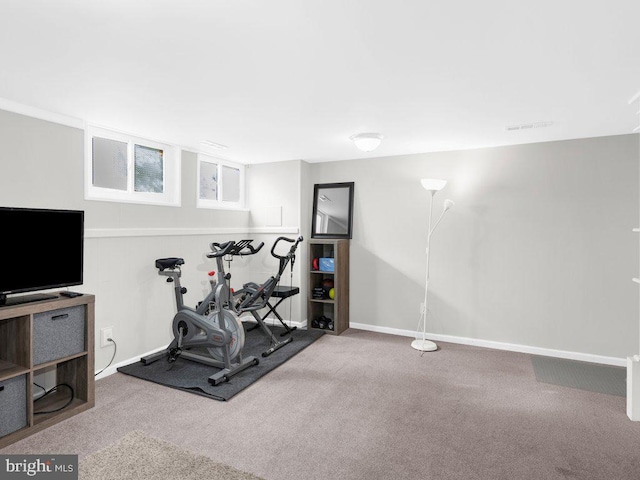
left=33, top=395, right=87, bottom=425
left=0, top=315, right=30, bottom=372
left=308, top=301, right=336, bottom=332
left=309, top=271, right=336, bottom=302
left=0, top=360, right=30, bottom=382
left=34, top=355, right=90, bottom=404
left=32, top=354, right=91, bottom=426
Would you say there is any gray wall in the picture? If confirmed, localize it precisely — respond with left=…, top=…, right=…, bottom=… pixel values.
left=310, top=135, right=639, bottom=359
left=1, top=106, right=638, bottom=365
left=0, top=109, right=256, bottom=370
left=0, top=110, right=251, bottom=229
left=245, top=160, right=304, bottom=325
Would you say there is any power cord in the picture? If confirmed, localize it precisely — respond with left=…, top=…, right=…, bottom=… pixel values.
left=32, top=337, right=117, bottom=415
left=33, top=383, right=75, bottom=415
left=95, top=338, right=117, bottom=377
left=33, top=382, right=46, bottom=399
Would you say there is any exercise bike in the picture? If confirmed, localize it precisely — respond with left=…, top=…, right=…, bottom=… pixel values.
left=140, top=241, right=259, bottom=386
left=205, top=236, right=303, bottom=357
left=231, top=235, right=303, bottom=357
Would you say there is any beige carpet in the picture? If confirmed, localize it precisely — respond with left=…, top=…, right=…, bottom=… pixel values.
left=4, top=329, right=640, bottom=479
left=79, top=431, right=265, bottom=480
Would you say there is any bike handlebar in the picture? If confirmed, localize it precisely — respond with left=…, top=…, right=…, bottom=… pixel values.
left=207, top=239, right=265, bottom=259
left=271, top=236, right=303, bottom=260
left=206, top=241, right=235, bottom=258
left=239, top=241, right=264, bottom=256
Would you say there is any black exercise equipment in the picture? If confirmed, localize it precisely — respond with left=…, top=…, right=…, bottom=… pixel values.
left=140, top=242, right=259, bottom=386
left=231, top=236, right=303, bottom=356
left=246, top=285, right=300, bottom=337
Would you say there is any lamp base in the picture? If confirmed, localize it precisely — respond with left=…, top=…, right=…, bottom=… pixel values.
left=411, top=339, right=438, bottom=352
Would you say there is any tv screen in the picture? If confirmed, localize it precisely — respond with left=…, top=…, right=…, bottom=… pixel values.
left=0, top=207, right=84, bottom=305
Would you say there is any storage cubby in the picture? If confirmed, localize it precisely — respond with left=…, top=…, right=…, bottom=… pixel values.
left=308, top=239, right=349, bottom=335
left=0, top=315, right=30, bottom=375
left=0, top=294, right=94, bottom=448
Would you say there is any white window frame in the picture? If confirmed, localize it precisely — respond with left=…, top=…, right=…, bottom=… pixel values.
left=315, top=211, right=326, bottom=234
left=85, top=125, right=181, bottom=206
left=197, top=153, right=246, bottom=210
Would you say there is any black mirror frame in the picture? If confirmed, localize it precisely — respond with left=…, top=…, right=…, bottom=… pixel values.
left=311, top=182, right=355, bottom=239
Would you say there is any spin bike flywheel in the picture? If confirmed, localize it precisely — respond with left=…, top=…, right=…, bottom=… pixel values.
left=205, top=309, right=246, bottom=362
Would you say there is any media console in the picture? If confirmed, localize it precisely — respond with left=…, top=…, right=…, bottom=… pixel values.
left=0, top=293, right=95, bottom=448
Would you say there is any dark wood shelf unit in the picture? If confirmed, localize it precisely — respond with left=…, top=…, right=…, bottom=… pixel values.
left=308, top=239, right=349, bottom=335
left=0, top=294, right=95, bottom=448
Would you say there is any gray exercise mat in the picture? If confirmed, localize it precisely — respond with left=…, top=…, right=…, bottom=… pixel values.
left=118, top=324, right=324, bottom=401
left=531, top=355, right=625, bottom=397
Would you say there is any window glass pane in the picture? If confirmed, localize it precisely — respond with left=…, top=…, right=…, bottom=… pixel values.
left=92, top=137, right=127, bottom=191
left=221, top=165, right=240, bottom=202
left=134, top=145, right=164, bottom=193
left=199, top=160, right=218, bottom=200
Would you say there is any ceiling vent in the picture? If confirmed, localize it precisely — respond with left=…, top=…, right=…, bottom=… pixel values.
left=505, top=121, right=554, bottom=132
left=200, top=140, right=228, bottom=150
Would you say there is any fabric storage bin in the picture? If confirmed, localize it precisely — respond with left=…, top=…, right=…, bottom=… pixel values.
left=319, top=258, right=335, bottom=272
left=0, top=375, right=27, bottom=438
left=33, top=306, right=85, bottom=365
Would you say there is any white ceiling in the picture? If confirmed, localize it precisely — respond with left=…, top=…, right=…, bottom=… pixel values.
left=1, top=0, right=639, bottom=164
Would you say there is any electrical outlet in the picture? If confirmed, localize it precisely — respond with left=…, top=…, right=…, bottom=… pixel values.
left=100, top=327, right=113, bottom=348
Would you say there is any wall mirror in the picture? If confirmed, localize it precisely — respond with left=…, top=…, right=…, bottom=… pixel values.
left=311, top=182, right=354, bottom=239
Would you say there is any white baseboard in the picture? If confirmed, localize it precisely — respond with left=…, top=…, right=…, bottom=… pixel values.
left=95, top=345, right=167, bottom=380
left=95, top=319, right=308, bottom=380
left=97, top=320, right=625, bottom=381
left=349, top=322, right=626, bottom=367
left=628, top=355, right=640, bottom=420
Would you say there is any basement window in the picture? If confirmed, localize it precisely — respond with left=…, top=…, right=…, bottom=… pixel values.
left=85, top=125, right=181, bottom=206
left=197, top=153, right=245, bottom=209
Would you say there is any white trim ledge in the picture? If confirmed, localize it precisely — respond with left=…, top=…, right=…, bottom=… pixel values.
left=349, top=322, right=626, bottom=367
left=85, top=226, right=299, bottom=239
left=0, top=98, right=84, bottom=129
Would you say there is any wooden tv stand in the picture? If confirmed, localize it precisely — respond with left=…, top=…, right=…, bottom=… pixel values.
left=0, top=293, right=95, bottom=448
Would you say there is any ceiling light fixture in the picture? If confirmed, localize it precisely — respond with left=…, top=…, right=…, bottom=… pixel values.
left=350, top=133, right=384, bottom=152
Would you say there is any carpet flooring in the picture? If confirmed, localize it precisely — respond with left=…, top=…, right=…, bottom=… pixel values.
left=3, top=329, right=640, bottom=480
left=79, top=430, right=265, bottom=480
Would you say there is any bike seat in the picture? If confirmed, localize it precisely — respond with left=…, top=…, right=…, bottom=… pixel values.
left=155, top=257, right=185, bottom=271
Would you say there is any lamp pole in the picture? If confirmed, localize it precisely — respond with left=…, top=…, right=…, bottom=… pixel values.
left=412, top=179, right=453, bottom=353
left=412, top=190, right=438, bottom=353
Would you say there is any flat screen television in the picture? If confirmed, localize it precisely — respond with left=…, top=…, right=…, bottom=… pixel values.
left=0, top=207, right=84, bottom=306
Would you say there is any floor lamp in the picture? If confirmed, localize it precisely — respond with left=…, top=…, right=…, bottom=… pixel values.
left=411, top=178, right=454, bottom=353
